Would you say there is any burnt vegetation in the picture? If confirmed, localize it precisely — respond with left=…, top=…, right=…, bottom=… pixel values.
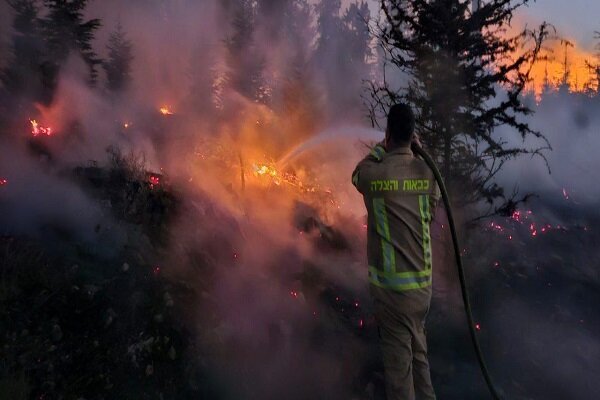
left=0, top=0, right=599, bottom=399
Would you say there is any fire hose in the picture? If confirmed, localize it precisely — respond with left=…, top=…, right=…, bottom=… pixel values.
left=411, top=143, right=502, bottom=400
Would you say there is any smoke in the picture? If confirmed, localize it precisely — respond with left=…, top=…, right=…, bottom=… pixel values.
left=0, top=1, right=598, bottom=399
left=0, top=136, right=104, bottom=243
left=0, top=1, right=380, bottom=398
left=496, top=92, right=600, bottom=206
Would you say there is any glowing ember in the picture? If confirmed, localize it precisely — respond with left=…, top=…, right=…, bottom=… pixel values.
left=30, top=119, right=53, bottom=136
left=562, top=188, right=570, bottom=200
left=159, top=106, right=174, bottom=115
left=290, top=290, right=299, bottom=299
left=123, top=122, right=131, bottom=129
left=153, top=266, right=161, bottom=275
left=0, top=178, right=7, bottom=186
left=475, top=323, right=481, bottom=331
left=148, top=175, right=160, bottom=189
left=487, top=207, right=572, bottom=240
left=489, top=221, right=505, bottom=232
left=511, top=210, right=522, bottom=222
left=359, top=319, right=364, bottom=328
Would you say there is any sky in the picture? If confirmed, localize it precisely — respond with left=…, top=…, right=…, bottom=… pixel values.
left=522, top=0, right=598, bottom=49
left=362, top=0, right=598, bottom=50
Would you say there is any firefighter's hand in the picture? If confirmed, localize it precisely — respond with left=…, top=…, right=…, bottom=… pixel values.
left=412, top=133, right=422, bottom=149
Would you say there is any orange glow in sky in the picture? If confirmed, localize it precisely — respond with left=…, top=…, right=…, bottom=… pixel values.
left=526, top=38, right=597, bottom=97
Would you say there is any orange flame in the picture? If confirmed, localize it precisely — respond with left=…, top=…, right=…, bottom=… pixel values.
left=159, top=106, right=174, bottom=116
left=30, top=119, right=53, bottom=137
left=526, top=38, right=597, bottom=97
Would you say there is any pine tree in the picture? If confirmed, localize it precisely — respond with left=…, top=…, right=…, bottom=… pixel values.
left=1, top=0, right=45, bottom=98
left=585, top=31, right=600, bottom=96
left=224, top=0, right=269, bottom=104
left=40, top=0, right=101, bottom=86
left=103, top=23, right=134, bottom=93
left=254, top=0, right=316, bottom=106
left=186, top=40, right=222, bottom=114
left=314, top=0, right=373, bottom=121
left=315, top=0, right=343, bottom=57
left=343, top=2, right=372, bottom=73
left=368, top=0, right=551, bottom=215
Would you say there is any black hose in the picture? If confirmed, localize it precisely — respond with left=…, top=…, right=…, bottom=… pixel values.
left=411, top=143, right=502, bottom=400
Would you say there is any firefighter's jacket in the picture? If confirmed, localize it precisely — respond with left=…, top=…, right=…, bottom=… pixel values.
left=352, top=144, right=440, bottom=293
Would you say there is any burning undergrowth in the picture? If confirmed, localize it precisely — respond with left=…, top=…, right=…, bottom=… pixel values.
left=1, top=78, right=599, bottom=398
left=0, top=68, right=381, bottom=399
left=1, top=1, right=598, bottom=398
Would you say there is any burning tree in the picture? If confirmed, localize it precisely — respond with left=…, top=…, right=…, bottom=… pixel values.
left=367, top=0, right=552, bottom=216
left=103, top=23, right=134, bottom=94
left=585, top=31, right=600, bottom=96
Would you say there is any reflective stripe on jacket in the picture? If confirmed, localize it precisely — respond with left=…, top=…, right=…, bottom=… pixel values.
left=352, top=144, right=440, bottom=293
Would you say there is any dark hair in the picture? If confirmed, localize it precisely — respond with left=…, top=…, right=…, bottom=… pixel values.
left=387, top=103, right=415, bottom=144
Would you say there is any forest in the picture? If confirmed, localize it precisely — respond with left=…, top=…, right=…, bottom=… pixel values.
left=0, top=1, right=598, bottom=399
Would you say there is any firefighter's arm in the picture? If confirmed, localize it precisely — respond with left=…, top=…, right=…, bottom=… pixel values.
left=351, top=142, right=386, bottom=194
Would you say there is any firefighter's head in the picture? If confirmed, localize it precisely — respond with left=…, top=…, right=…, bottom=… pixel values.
left=385, top=103, right=415, bottom=148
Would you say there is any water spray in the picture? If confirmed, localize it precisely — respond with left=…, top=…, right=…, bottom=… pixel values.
left=411, top=142, right=502, bottom=400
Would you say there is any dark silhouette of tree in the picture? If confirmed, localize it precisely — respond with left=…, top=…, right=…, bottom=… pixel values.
left=40, top=0, right=101, bottom=90
left=314, top=0, right=372, bottom=121
left=186, top=40, right=222, bottom=114
left=367, top=0, right=551, bottom=216
left=585, top=31, right=600, bottom=96
left=1, top=0, right=45, bottom=100
left=224, top=0, right=269, bottom=104
left=103, top=23, right=133, bottom=94
left=252, top=0, right=322, bottom=133
left=343, top=2, right=372, bottom=74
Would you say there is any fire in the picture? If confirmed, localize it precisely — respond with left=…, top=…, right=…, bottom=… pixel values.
left=30, top=119, right=53, bottom=137
left=526, top=37, right=597, bottom=98
left=488, top=205, right=577, bottom=240
left=148, top=174, right=161, bottom=189
left=253, top=163, right=281, bottom=185
left=159, top=106, right=174, bottom=116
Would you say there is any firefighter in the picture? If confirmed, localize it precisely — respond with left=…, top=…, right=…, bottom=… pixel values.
left=352, top=103, right=439, bottom=400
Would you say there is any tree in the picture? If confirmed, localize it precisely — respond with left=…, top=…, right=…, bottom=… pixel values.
left=585, top=31, right=600, bottom=96
left=367, top=0, right=551, bottom=216
left=103, top=23, right=134, bottom=93
left=40, top=0, right=102, bottom=88
left=343, top=2, right=372, bottom=75
left=224, top=0, right=270, bottom=104
left=256, top=0, right=322, bottom=133
left=1, top=0, right=45, bottom=99
left=314, top=0, right=373, bottom=121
